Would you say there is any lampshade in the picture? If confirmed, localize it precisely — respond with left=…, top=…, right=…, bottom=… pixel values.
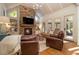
left=0, top=16, right=10, bottom=23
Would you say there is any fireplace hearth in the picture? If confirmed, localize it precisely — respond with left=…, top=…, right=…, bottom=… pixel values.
left=24, top=28, right=32, bottom=35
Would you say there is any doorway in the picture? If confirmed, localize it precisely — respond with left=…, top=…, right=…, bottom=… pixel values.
left=64, top=15, right=73, bottom=41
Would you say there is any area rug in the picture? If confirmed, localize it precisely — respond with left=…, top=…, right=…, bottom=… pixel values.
left=39, top=40, right=49, bottom=52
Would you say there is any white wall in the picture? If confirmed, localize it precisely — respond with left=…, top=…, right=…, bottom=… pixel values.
left=0, top=4, right=6, bottom=16
left=77, top=6, right=79, bottom=45
left=43, top=5, right=77, bottom=42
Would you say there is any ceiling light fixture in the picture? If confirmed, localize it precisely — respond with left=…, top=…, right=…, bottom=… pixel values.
left=33, top=4, right=42, bottom=10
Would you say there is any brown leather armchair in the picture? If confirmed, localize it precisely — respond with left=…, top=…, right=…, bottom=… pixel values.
left=21, top=41, right=39, bottom=55
left=21, top=35, right=39, bottom=55
left=46, top=31, right=64, bottom=50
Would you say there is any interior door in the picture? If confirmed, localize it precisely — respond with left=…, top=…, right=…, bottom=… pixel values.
left=64, top=15, right=73, bottom=41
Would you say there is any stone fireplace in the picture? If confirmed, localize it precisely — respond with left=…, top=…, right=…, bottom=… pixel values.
left=20, top=25, right=35, bottom=35
left=19, top=5, right=36, bottom=35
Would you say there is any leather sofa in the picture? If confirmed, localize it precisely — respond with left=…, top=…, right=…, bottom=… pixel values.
left=21, top=35, right=39, bottom=55
left=46, top=30, right=64, bottom=50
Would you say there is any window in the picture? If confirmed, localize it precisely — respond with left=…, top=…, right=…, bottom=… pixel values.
left=55, top=18, right=61, bottom=29
left=66, top=16, right=73, bottom=36
left=9, top=10, right=17, bottom=17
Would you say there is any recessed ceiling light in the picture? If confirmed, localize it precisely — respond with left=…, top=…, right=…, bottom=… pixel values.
left=33, top=4, right=42, bottom=10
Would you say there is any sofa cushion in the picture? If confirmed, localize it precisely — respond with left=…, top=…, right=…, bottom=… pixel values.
left=50, top=34, right=58, bottom=38
left=21, top=35, right=37, bottom=41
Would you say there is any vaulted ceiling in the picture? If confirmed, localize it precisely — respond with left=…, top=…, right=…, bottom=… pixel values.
left=4, top=3, right=75, bottom=20
left=4, top=3, right=74, bottom=15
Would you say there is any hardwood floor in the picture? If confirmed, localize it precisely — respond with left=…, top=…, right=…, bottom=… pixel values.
left=39, top=40, right=79, bottom=55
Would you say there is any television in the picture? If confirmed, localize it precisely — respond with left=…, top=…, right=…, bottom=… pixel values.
left=23, top=17, right=34, bottom=24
